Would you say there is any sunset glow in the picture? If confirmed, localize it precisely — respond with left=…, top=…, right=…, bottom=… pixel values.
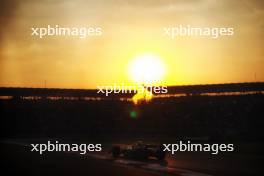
left=0, top=0, right=263, bottom=88
left=128, top=54, right=166, bottom=85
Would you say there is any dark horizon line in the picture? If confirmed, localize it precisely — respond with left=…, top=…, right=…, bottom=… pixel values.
left=0, top=82, right=264, bottom=98
left=0, top=81, right=264, bottom=90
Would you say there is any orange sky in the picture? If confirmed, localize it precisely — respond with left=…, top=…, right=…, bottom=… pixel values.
left=0, top=0, right=263, bottom=88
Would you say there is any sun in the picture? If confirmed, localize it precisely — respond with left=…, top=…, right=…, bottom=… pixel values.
left=128, top=53, right=166, bottom=85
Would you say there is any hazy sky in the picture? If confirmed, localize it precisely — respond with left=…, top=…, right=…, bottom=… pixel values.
left=0, top=0, right=263, bottom=88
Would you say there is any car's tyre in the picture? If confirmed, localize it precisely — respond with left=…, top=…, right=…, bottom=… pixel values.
left=156, top=146, right=166, bottom=160
left=156, top=151, right=166, bottom=160
left=112, top=146, right=121, bottom=158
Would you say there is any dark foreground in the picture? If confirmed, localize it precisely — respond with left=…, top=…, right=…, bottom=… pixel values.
left=1, top=86, right=264, bottom=175
left=1, top=141, right=263, bottom=176
left=1, top=143, right=164, bottom=176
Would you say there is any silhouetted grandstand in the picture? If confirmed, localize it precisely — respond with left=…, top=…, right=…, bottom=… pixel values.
left=0, top=82, right=263, bottom=98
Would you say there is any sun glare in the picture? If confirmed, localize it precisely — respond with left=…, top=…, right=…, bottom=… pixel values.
left=128, top=54, right=166, bottom=85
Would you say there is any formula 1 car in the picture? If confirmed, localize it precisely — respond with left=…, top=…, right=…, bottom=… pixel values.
left=111, top=141, right=166, bottom=160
